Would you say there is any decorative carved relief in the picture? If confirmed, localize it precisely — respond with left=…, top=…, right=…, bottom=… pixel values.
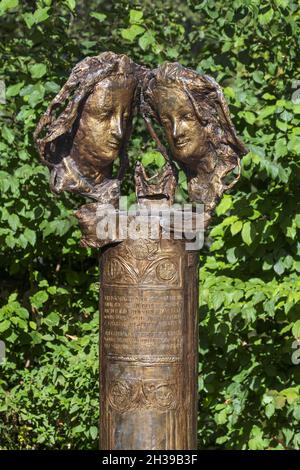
left=103, top=255, right=179, bottom=286
left=102, top=239, right=181, bottom=287
left=103, top=256, right=137, bottom=285
left=126, top=239, right=159, bottom=260
left=108, top=379, right=178, bottom=412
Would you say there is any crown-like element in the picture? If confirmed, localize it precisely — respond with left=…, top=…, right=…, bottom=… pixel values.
left=134, top=162, right=177, bottom=206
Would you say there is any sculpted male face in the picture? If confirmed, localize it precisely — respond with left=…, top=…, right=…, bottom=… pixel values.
left=151, top=85, right=206, bottom=168
left=72, top=76, right=136, bottom=178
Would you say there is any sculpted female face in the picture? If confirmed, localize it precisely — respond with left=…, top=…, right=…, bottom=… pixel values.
left=73, top=75, right=136, bottom=172
left=151, top=84, right=206, bottom=167
left=49, top=74, right=137, bottom=195
left=34, top=52, right=140, bottom=199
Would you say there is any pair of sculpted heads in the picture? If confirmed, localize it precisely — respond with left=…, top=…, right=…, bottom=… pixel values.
left=34, top=51, right=246, bottom=214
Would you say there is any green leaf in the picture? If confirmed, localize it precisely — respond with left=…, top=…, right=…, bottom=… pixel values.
left=276, top=119, right=288, bottom=132
left=0, top=0, right=18, bottom=15
left=152, top=43, right=164, bottom=55
left=0, top=319, right=11, bottom=332
left=252, top=71, right=264, bottom=84
left=274, top=395, right=286, bottom=410
left=28, top=87, right=45, bottom=107
left=64, top=0, right=76, bottom=11
left=19, top=83, right=45, bottom=107
left=282, top=428, right=294, bottom=445
left=216, top=195, right=232, bottom=216
left=265, top=402, right=275, bottom=418
left=259, top=105, right=276, bottom=119
left=248, top=432, right=269, bottom=450
left=274, top=259, right=285, bottom=275
left=215, top=408, right=228, bottom=425
left=11, top=316, right=28, bottom=330
left=166, top=47, right=179, bottom=58
left=44, top=312, right=60, bottom=327
left=275, top=137, right=288, bottom=158
left=42, top=334, right=54, bottom=341
left=281, top=388, right=299, bottom=405
left=6, top=81, right=24, bottom=98
left=8, top=213, right=20, bottom=231
left=73, top=424, right=84, bottom=433
left=33, top=7, right=50, bottom=24
left=29, top=63, right=47, bottom=79
left=259, top=8, right=274, bottom=26
left=141, top=151, right=156, bottom=166
left=90, top=12, right=106, bottom=22
left=231, top=220, right=243, bottom=235
left=262, top=93, right=276, bottom=100
left=5, top=234, right=16, bottom=249
left=293, top=406, right=300, bottom=421
left=22, top=12, right=35, bottom=28
left=244, top=111, right=256, bottom=125
left=29, top=331, right=42, bottom=345
left=90, top=426, right=98, bottom=440
left=224, top=86, right=235, bottom=100
left=226, top=247, right=237, bottom=264
left=288, top=137, right=300, bottom=154
left=24, top=228, right=36, bottom=246
left=44, top=81, right=60, bottom=94
left=216, top=435, right=229, bottom=445
left=292, top=320, right=300, bottom=339
left=2, top=125, right=14, bottom=144
left=210, top=292, right=225, bottom=311
left=241, top=221, right=254, bottom=245
left=138, top=31, right=155, bottom=50
left=154, top=153, right=165, bottom=167
left=242, top=306, right=256, bottom=323
left=121, top=24, right=145, bottom=41
left=30, top=291, right=49, bottom=309
left=129, top=9, right=143, bottom=24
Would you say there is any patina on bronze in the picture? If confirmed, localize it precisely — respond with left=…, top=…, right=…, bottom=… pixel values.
left=34, top=52, right=143, bottom=205
left=100, top=235, right=199, bottom=449
left=35, top=54, right=245, bottom=450
left=141, top=62, right=247, bottom=222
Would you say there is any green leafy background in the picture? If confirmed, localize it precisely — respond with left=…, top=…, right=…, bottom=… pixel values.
left=0, top=0, right=300, bottom=449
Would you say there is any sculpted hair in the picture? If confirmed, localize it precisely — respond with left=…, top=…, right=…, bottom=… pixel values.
left=34, top=52, right=144, bottom=169
left=141, top=62, right=247, bottom=188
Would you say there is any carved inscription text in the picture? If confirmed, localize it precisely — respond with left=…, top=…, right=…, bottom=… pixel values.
left=102, top=287, right=183, bottom=362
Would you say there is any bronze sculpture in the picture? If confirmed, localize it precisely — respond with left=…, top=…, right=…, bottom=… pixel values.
left=34, top=53, right=246, bottom=450
left=34, top=52, right=142, bottom=204
left=141, top=62, right=247, bottom=221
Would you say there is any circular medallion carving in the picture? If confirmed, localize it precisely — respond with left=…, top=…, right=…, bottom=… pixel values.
left=156, top=259, right=177, bottom=281
left=108, top=380, right=133, bottom=412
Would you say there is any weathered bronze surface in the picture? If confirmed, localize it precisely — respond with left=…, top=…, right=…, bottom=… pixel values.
left=100, top=235, right=199, bottom=449
left=141, top=62, right=247, bottom=221
left=35, top=53, right=245, bottom=450
left=34, top=52, right=145, bottom=204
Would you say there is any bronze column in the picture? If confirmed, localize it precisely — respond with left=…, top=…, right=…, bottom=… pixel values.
left=99, top=234, right=199, bottom=450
